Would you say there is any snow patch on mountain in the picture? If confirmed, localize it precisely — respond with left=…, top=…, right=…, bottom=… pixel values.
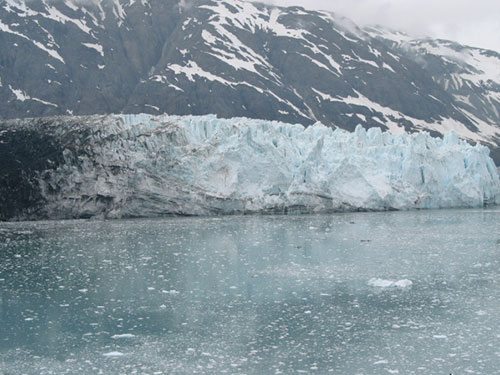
left=8, top=85, right=58, bottom=107
left=167, top=61, right=234, bottom=86
left=414, top=41, right=500, bottom=86
left=0, top=19, right=65, bottom=63
left=82, top=42, right=104, bottom=56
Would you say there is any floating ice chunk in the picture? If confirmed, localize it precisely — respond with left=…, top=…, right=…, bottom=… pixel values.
left=111, top=334, right=136, bottom=339
left=102, top=351, right=125, bottom=357
left=368, top=278, right=413, bottom=288
left=386, top=370, right=400, bottom=374
left=14, top=230, right=33, bottom=235
left=162, top=289, right=180, bottom=295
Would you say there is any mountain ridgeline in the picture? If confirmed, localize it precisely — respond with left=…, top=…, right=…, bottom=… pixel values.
left=1, top=0, right=500, bottom=161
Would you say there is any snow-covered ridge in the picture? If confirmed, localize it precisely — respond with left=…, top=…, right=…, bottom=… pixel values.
left=4, top=113, right=498, bottom=220
left=365, top=26, right=500, bottom=134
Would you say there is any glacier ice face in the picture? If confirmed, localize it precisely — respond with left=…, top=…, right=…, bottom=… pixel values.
left=2, top=113, right=500, bottom=219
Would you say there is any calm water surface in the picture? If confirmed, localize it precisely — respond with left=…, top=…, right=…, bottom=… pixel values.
left=1, top=209, right=500, bottom=374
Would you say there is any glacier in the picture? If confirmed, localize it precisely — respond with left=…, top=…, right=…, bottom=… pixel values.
left=1, top=113, right=500, bottom=220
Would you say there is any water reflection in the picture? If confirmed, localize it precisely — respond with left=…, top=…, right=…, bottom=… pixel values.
left=1, top=209, right=500, bottom=374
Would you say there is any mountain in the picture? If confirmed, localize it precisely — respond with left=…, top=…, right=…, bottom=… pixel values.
left=1, top=0, right=500, bottom=162
left=1, top=114, right=499, bottom=220
left=365, top=27, right=500, bottom=161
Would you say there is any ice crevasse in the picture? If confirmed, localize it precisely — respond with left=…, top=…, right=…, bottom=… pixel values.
left=20, top=114, right=500, bottom=218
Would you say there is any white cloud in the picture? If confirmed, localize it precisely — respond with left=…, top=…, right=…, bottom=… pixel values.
left=251, top=0, right=500, bottom=52
left=177, top=0, right=195, bottom=12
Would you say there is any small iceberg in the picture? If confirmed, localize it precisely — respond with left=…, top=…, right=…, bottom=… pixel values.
left=102, top=351, right=126, bottom=358
left=111, top=334, right=136, bottom=339
left=368, top=278, right=413, bottom=288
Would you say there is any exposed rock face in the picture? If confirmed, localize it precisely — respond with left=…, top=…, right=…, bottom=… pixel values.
left=1, top=114, right=498, bottom=221
left=1, top=0, right=500, bottom=161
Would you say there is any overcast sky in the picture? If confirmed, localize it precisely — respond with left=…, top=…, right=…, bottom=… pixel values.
left=258, top=0, right=500, bottom=52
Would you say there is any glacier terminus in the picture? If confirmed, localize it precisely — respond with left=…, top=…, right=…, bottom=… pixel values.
left=1, top=114, right=499, bottom=220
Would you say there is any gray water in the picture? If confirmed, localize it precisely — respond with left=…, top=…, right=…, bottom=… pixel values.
left=1, top=209, right=500, bottom=374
